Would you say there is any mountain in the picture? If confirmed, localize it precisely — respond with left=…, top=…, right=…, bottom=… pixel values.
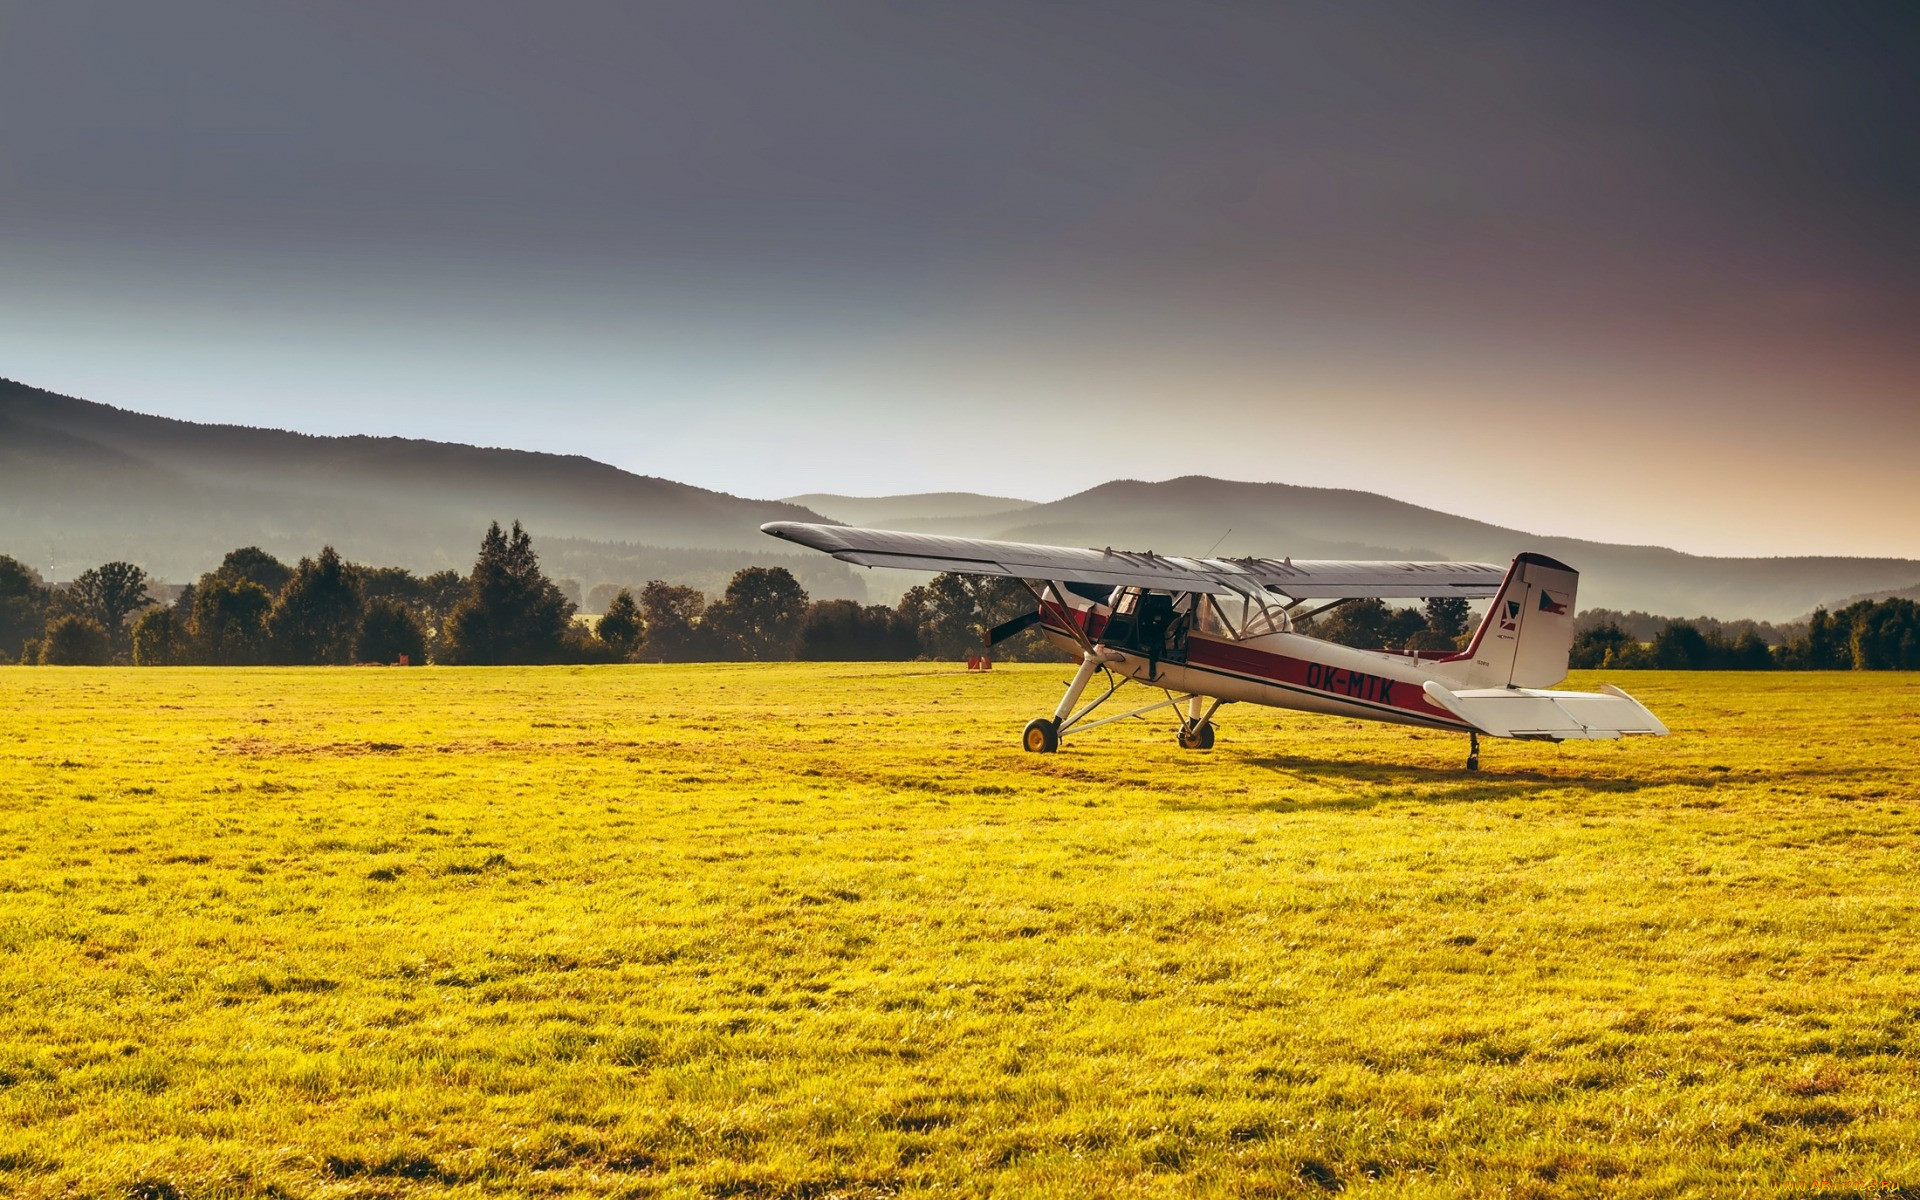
left=7, top=379, right=1912, bottom=621
left=784, top=492, right=1037, bottom=526
left=837, top=477, right=1920, bottom=621
left=0, top=378, right=867, bottom=602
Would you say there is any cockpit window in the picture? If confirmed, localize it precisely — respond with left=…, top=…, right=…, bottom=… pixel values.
left=1197, top=594, right=1292, bottom=639
left=1241, top=604, right=1293, bottom=637
left=1195, top=595, right=1232, bottom=636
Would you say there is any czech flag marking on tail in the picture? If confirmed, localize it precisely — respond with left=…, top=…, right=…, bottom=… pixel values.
left=1538, top=590, right=1569, bottom=615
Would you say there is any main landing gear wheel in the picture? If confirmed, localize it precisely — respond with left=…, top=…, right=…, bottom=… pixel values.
left=1023, top=718, right=1060, bottom=754
left=1177, top=720, right=1215, bottom=751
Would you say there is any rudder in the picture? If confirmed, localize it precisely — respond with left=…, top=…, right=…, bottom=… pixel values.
left=1439, top=552, right=1578, bottom=689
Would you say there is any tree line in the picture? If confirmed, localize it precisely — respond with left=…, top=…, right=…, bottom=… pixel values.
left=0, top=521, right=1068, bottom=666
left=1570, top=599, right=1920, bottom=670
left=1273, top=594, right=1920, bottom=672
left=1301, top=597, right=1475, bottom=652
left=5, top=526, right=1914, bottom=669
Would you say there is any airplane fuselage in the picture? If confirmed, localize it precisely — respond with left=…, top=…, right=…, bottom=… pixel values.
left=1038, top=610, right=1476, bottom=732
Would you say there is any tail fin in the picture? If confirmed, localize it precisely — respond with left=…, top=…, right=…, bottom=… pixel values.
left=1441, top=553, right=1578, bottom=689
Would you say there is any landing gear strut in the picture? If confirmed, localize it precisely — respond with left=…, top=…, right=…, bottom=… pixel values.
left=1177, top=695, right=1215, bottom=750
left=1024, top=649, right=1221, bottom=753
left=1023, top=655, right=1106, bottom=753
left=1466, top=730, right=1480, bottom=772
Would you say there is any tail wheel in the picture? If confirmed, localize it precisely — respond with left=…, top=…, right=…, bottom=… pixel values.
left=1177, top=721, right=1215, bottom=751
left=1023, top=718, right=1060, bottom=754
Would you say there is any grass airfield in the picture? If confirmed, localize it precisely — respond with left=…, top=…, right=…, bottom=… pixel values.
left=1, top=664, right=1916, bottom=1199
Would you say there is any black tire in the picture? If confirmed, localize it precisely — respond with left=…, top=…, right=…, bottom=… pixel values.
left=1177, top=720, right=1215, bottom=751
left=1023, top=718, right=1059, bottom=754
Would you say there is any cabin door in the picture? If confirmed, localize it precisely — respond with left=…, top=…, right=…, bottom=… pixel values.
left=1099, top=589, right=1189, bottom=665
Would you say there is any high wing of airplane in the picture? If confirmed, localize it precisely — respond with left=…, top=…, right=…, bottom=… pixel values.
left=762, top=521, right=1668, bottom=769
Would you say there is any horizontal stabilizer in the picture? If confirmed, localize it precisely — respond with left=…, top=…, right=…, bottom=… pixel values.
left=1422, top=681, right=1669, bottom=741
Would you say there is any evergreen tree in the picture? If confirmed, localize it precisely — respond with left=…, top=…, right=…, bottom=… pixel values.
left=268, top=546, right=364, bottom=664
left=1803, top=608, right=1849, bottom=670
left=440, top=521, right=574, bottom=665
left=596, top=589, right=643, bottom=659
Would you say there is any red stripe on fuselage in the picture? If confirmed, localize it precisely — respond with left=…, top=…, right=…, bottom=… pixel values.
left=1036, top=608, right=1462, bottom=726
left=1184, top=637, right=1459, bottom=722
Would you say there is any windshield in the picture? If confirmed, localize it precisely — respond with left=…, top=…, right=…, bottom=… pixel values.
left=1241, top=603, right=1293, bottom=637
left=1198, top=594, right=1292, bottom=639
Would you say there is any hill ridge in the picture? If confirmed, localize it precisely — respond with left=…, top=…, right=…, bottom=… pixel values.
left=0, top=377, right=864, bottom=600
left=826, top=475, right=1920, bottom=619
left=6, top=378, right=1915, bottom=619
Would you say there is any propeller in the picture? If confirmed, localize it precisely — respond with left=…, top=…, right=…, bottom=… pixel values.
left=985, top=610, right=1043, bottom=646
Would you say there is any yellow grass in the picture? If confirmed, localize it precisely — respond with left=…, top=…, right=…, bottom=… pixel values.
left=1, top=664, right=1916, bottom=1198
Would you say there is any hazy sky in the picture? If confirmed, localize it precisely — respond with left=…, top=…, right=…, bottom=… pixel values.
left=2, top=2, right=1915, bottom=557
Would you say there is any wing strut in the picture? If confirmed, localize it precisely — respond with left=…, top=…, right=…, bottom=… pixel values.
left=1291, top=597, right=1357, bottom=625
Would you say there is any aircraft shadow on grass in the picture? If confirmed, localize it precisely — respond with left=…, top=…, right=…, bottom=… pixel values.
left=1172, top=756, right=1894, bottom=815
left=1148, top=758, right=1647, bottom=814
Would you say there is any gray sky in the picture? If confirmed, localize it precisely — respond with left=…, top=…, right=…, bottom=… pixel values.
left=3, top=2, right=1916, bottom=556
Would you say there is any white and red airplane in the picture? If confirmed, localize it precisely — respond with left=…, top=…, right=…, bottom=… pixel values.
left=762, top=522, right=1667, bottom=768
